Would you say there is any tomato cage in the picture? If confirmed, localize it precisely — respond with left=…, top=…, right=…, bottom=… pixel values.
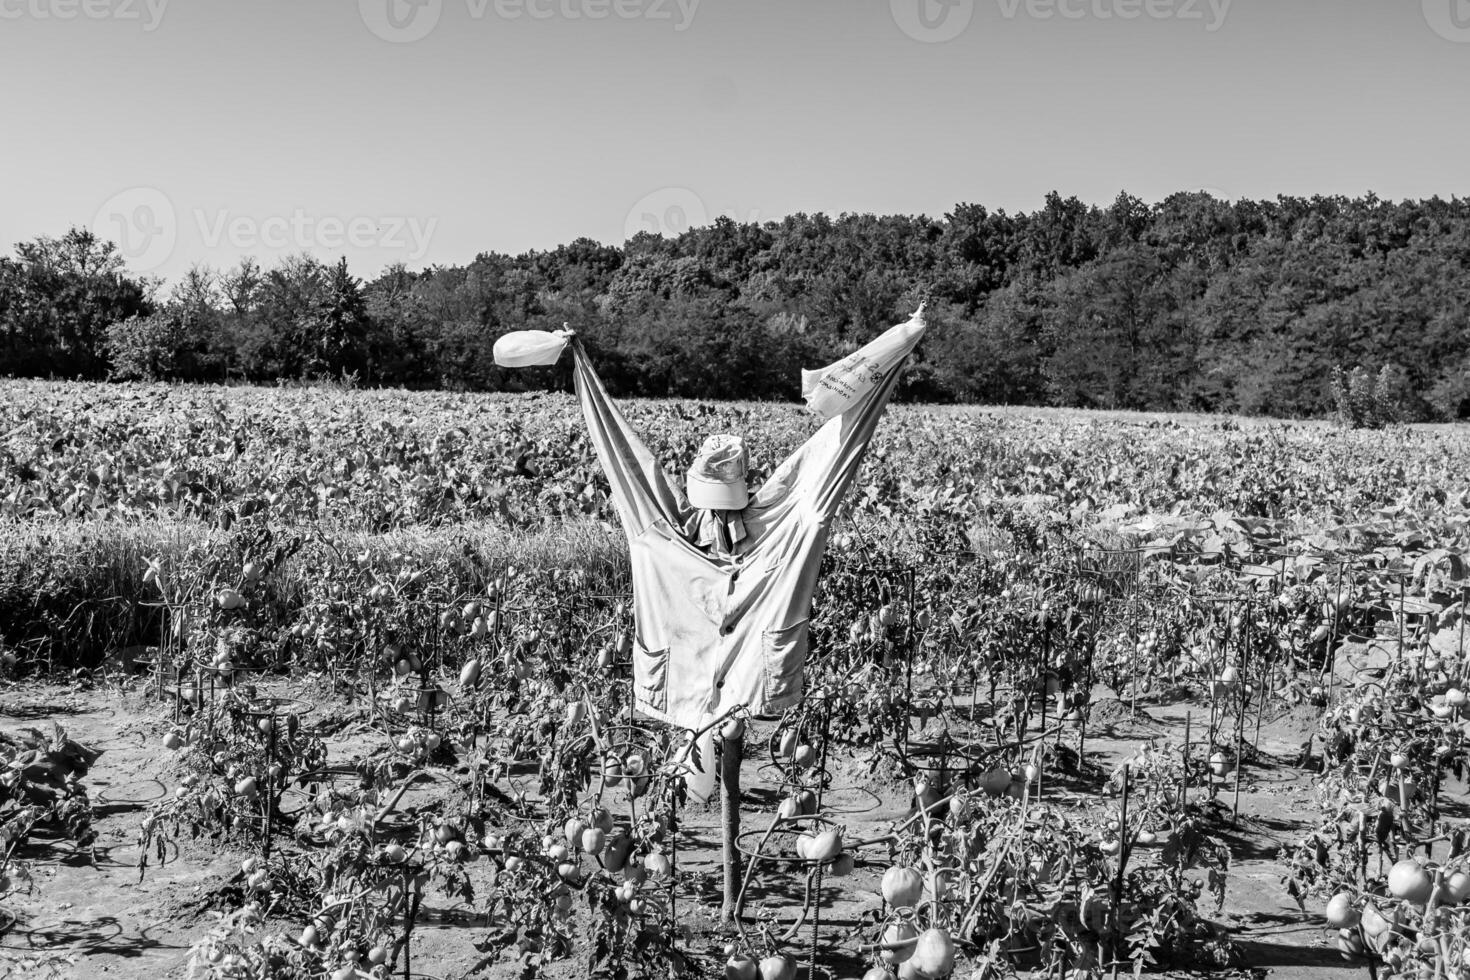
left=558, top=719, right=667, bottom=799
left=559, top=714, right=709, bottom=938
left=279, top=760, right=431, bottom=845
left=895, top=731, right=997, bottom=792
left=1074, top=544, right=1155, bottom=603
left=386, top=683, right=452, bottom=730
left=133, top=596, right=190, bottom=694
left=148, top=649, right=283, bottom=729
left=1188, top=581, right=1345, bottom=821
left=278, top=764, right=363, bottom=844
left=130, top=652, right=196, bottom=724
left=731, top=813, right=859, bottom=978
left=758, top=692, right=884, bottom=815
left=237, top=695, right=316, bottom=859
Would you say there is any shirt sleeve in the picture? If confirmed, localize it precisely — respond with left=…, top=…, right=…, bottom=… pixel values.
left=751, top=320, right=925, bottom=521
left=571, top=338, right=687, bottom=537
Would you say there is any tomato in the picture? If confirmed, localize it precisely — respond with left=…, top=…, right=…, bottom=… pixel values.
left=882, top=866, right=924, bottom=908
left=1336, top=928, right=1365, bottom=959
left=1324, top=892, right=1359, bottom=929
left=726, top=955, right=758, bottom=980
left=880, top=922, right=917, bottom=965
left=758, top=954, right=796, bottom=980
left=604, top=834, right=634, bottom=872
left=807, top=830, right=842, bottom=861
left=459, top=658, right=482, bottom=688
left=910, top=928, right=955, bottom=978
left=1388, top=859, right=1434, bottom=905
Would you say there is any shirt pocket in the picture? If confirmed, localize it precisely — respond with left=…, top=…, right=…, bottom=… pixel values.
left=762, top=619, right=810, bottom=706
left=633, top=636, right=669, bottom=713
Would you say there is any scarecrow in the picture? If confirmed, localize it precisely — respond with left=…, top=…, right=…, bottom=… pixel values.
left=494, top=306, right=927, bottom=918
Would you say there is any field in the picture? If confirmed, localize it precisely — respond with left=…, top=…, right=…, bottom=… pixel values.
left=1, top=379, right=1468, bottom=980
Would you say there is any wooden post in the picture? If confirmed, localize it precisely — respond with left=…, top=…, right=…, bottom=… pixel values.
left=720, top=729, right=743, bottom=926
left=1110, top=763, right=1130, bottom=980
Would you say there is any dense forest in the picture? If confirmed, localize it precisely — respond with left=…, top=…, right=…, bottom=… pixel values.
left=4, top=191, right=1470, bottom=419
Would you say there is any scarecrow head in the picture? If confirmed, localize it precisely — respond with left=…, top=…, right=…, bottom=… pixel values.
left=686, top=434, right=749, bottom=511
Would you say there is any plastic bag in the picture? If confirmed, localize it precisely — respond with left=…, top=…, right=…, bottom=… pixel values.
left=493, top=329, right=573, bottom=368
left=676, top=727, right=718, bottom=805
left=801, top=306, right=926, bottom=420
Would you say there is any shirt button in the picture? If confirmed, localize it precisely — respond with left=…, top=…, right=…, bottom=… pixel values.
left=715, top=679, right=724, bottom=688
left=721, top=625, right=734, bottom=636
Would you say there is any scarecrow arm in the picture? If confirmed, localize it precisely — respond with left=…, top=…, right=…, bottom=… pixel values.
left=752, top=324, right=924, bottom=521
left=570, top=338, right=687, bottom=538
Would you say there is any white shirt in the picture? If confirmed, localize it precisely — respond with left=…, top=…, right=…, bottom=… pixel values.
left=571, top=316, right=926, bottom=728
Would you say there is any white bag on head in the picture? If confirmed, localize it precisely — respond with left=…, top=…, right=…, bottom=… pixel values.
left=493, top=329, right=573, bottom=368
left=801, top=306, right=926, bottom=420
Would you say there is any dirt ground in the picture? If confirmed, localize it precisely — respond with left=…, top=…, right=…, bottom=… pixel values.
left=0, top=674, right=1381, bottom=980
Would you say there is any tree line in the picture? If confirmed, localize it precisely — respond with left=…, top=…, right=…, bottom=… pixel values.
left=5, top=190, right=1470, bottom=419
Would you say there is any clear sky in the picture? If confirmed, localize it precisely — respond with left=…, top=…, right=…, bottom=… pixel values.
left=2, top=0, right=1467, bottom=281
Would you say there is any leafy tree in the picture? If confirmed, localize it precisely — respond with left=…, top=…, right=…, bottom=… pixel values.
left=10, top=193, right=1470, bottom=421
left=0, top=229, right=151, bottom=377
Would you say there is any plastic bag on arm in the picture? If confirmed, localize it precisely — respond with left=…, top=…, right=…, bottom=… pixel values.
left=493, top=329, right=574, bottom=368
left=801, top=306, right=926, bottom=420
